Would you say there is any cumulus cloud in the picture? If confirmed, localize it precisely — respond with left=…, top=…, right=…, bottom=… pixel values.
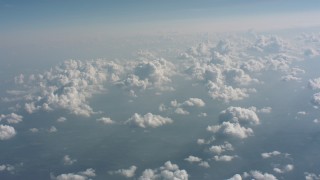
left=126, top=113, right=173, bottom=128
left=0, top=113, right=23, bottom=124
left=160, top=98, right=205, bottom=115
left=184, top=156, right=202, bottom=163
left=48, top=126, right=57, bottom=133
left=51, top=168, right=96, bottom=180
left=213, top=155, right=237, bottom=162
left=227, top=174, right=242, bottom=180
left=29, top=128, right=39, bottom=133
left=118, top=58, right=176, bottom=96
left=273, top=164, right=294, bottom=174
left=63, top=155, right=77, bottom=166
left=207, top=122, right=254, bottom=139
left=305, top=172, right=320, bottom=180
left=10, top=59, right=122, bottom=117
left=219, top=107, right=260, bottom=125
left=312, top=92, right=320, bottom=106
left=0, top=164, right=15, bottom=174
left=309, top=78, right=320, bottom=90
left=57, top=117, right=67, bottom=122
left=0, top=125, right=16, bottom=140
left=261, top=151, right=290, bottom=159
left=209, top=141, right=234, bottom=154
left=96, top=117, right=114, bottom=125
left=184, top=156, right=210, bottom=168
left=138, top=161, right=188, bottom=180
left=109, top=165, right=137, bottom=178
left=248, top=170, right=278, bottom=180
left=281, top=75, right=301, bottom=82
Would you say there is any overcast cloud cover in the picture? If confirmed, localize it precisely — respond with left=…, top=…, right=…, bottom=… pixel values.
left=0, top=0, right=320, bottom=180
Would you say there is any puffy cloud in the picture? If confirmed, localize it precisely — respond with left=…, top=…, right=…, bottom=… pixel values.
left=126, top=113, right=173, bottom=128
left=309, top=78, right=320, bottom=90
left=174, top=108, right=190, bottom=115
left=209, top=142, right=234, bottom=154
left=48, top=126, right=57, bottom=133
left=207, top=122, right=254, bottom=139
left=281, top=75, right=301, bottom=82
left=96, top=117, right=114, bottom=125
left=273, top=164, right=294, bottom=174
left=198, top=112, right=207, bottom=117
left=0, top=164, right=15, bottom=173
left=57, top=117, right=67, bottom=122
left=261, top=151, right=290, bottom=159
left=213, top=155, right=237, bottom=162
left=160, top=98, right=205, bottom=115
left=139, top=161, right=188, bottom=180
left=250, top=35, right=289, bottom=54
left=119, top=58, right=175, bottom=96
left=29, top=128, right=39, bottom=133
left=227, top=174, right=242, bottom=180
left=109, top=165, right=137, bottom=178
left=51, top=168, right=96, bottom=180
left=312, top=92, right=320, bottom=106
left=219, top=107, right=260, bottom=125
left=11, top=59, right=120, bottom=117
left=181, top=98, right=205, bottom=107
left=249, top=170, right=278, bottom=180
left=0, top=113, right=23, bottom=124
left=0, top=125, right=16, bottom=140
left=184, top=156, right=202, bottom=163
left=63, top=155, right=77, bottom=166
left=305, top=172, right=320, bottom=180
left=198, top=161, right=210, bottom=168
left=206, top=81, right=252, bottom=102
left=261, top=151, right=281, bottom=158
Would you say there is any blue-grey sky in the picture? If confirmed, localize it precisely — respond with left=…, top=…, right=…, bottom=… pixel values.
left=1, top=0, right=320, bottom=34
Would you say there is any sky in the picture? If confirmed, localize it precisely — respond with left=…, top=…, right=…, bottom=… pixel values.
left=1, top=1, right=320, bottom=180
left=1, top=0, right=320, bottom=35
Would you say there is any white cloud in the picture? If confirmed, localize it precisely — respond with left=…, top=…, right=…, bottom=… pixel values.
left=11, top=59, right=121, bottom=117
left=161, top=98, right=205, bottom=115
left=184, top=156, right=202, bottom=163
left=0, top=113, right=23, bottom=124
left=305, top=172, right=320, bottom=180
left=48, top=126, right=57, bottom=133
left=219, top=106, right=260, bottom=125
left=249, top=170, right=278, bottom=180
left=96, top=117, right=114, bottom=125
left=109, top=165, right=137, bottom=178
left=309, top=78, right=320, bottom=90
left=57, top=117, right=67, bottom=122
left=126, top=113, right=173, bottom=128
left=0, top=164, right=15, bottom=173
left=182, top=98, right=205, bottom=107
left=139, top=161, right=188, bottom=180
left=63, top=155, right=77, bottom=166
left=261, top=151, right=285, bottom=159
left=213, top=155, right=237, bottom=162
left=174, top=108, right=190, bottom=115
left=198, top=161, right=210, bottom=168
left=227, top=174, right=242, bottom=180
left=273, top=164, right=294, bottom=174
left=209, top=142, right=234, bottom=154
left=281, top=75, right=301, bottom=82
left=0, top=125, right=16, bottom=140
left=312, top=92, right=320, bottom=106
left=29, top=128, right=39, bottom=133
left=207, top=122, right=254, bottom=139
left=119, top=58, right=175, bottom=96
left=206, top=81, right=251, bottom=102
left=51, top=168, right=96, bottom=180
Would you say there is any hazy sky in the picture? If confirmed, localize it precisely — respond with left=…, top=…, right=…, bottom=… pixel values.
left=1, top=0, right=320, bottom=35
